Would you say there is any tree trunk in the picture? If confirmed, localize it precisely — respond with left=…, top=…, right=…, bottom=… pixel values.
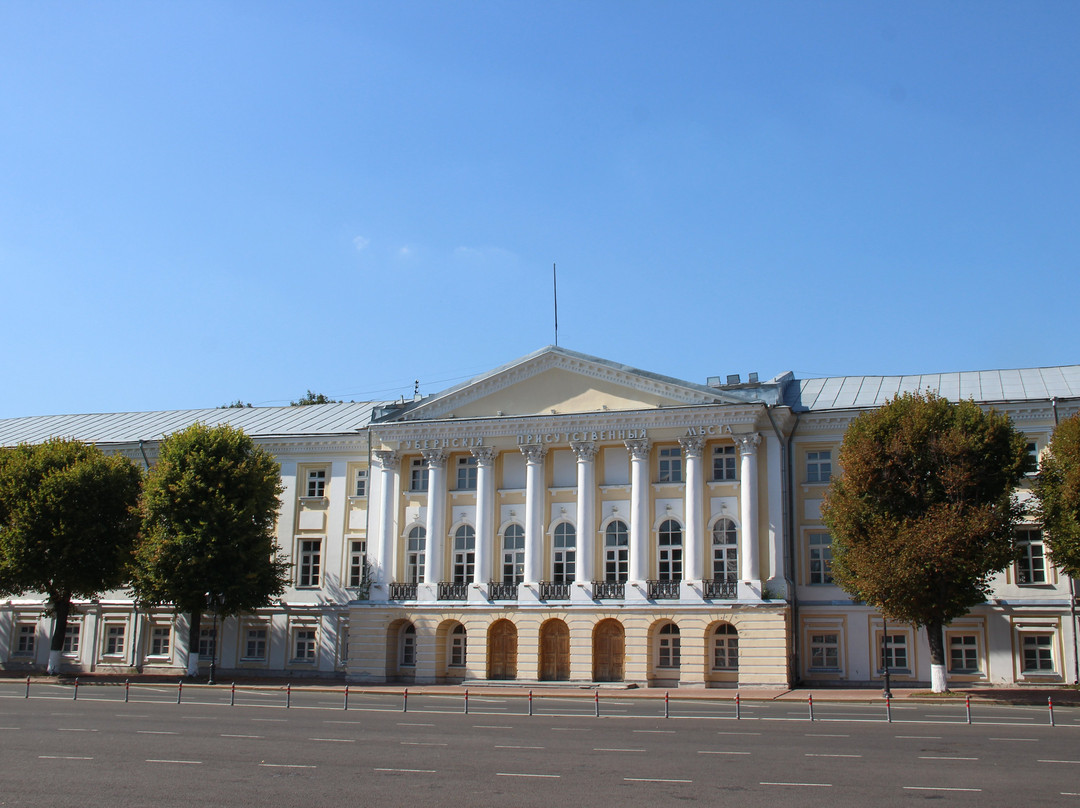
left=186, top=611, right=201, bottom=677
left=47, top=596, right=71, bottom=676
left=926, top=620, right=948, bottom=693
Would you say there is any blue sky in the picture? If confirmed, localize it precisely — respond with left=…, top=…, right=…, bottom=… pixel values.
left=1, top=2, right=1077, bottom=418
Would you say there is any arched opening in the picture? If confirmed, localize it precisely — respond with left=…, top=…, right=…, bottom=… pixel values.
left=487, top=619, right=517, bottom=680
left=538, top=619, right=570, bottom=681
left=592, top=619, right=625, bottom=682
left=385, top=619, right=416, bottom=683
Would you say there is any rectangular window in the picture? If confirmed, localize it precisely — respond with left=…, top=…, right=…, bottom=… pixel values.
left=338, top=620, right=350, bottom=664
left=1015, top=528, right=1046, bottom=585
left=808, top=532, right=834, bottom=585
left=809, top=633, right=839, bottom=670
left=293, top=628, right=317, bottom=662
left=306, top=469, right=327, bottom=498
left=948, top=634, right=979, bottom=673
left=658, top=447, right=683, bottom=483
left=244, top=627, right=268, bottom=660
left=449, top=629, right=466, bottom=667
left=198, top=627, right=216, bottom=659
left=410, top=458, right=429, bottom=492
left=105, top=625, right=126, bottom=656
left=149, top=626, right=171, bottom=657
left=299, top=539, right=322, bottom=587
left=1022, top=633, right=1054, bottom=673
left=1025, top=441, right=1039, bottom=474
left=15, top=625, right=36, bottom=656
left=807, top=450, right=832, bottom=483
left=348, top=540, right=367, bottom=588
left=879, top=633, right=909, bottom=672
left=354, top=468, right=367, bottom=497
left=456, top=456, right=477, bottom=490
left=63, top=624, right=80, bottom=655
left=712, top=445, right=737, bottom=481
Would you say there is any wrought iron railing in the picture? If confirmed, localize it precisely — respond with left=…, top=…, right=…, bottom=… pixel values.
left=538, top=581, right=571, bottom=601
left=592, top=580, right=625, bottom=599
left=647, top=579, right=681, bottom=600
left=488, top=581, right=518, bottom=601
left=387, top=582, right=418, bottom=601
left=703, top=579, right=738, bottom=599
left=438, top=582, right=469, bottom=601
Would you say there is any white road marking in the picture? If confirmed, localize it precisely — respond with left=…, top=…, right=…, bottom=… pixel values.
left=309, top=738, right=355, bottom=743
left=633, top=729, right=675, bottom=734
left=497, top=772, right=560, bottom=778
left=147, top=759, right=202, bottom=765
left=550, top=727, right=588, bottom=731
left=250, top=718, right=287, bottom=722
left=400, top=741, right=448, bottom=746
left=989, top=737, right=1037, bottom=742
left=474, top=725, right=513, bottom=729
left=806, top=733, right=849, bottom=737
left=896, top=735, right=941, bottom=739
left=495, top=745, right=544, bottom=749
left=904, top=786, right=981, bottom=792
left=324, top=720, right=365, bottom=725
left=1039, top=759, right=1080, bottom=764
left=761, top=782, right=832, bottom=787
left=376, top=767, right=436, bottom=773
left=0, top=726, right=20, bottom=730
left=806, top=753, right=862, bottom=758
left=594, top=748, right=646, bottom=752
left=58, top=728, right=97, bottom=732
left=39, top=755, right=92, bottom=760
left=138, top=730, right=178, bottom=735
left=698, top=750, right=750, bottom=755
left=627, top=778, right=692, bottom=784
left=114, top=714, right=149, bottom=718
left=397, top=722, right=435, bottom=727
left=717, top=731, right=761, bottom=735
left=221, top=734, right=263, bottom=738
left=259, top=763, right=316, bottom=769
left=919, top=756, right=978, bottom=761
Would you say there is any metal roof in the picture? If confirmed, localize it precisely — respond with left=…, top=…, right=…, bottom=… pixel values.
left=786, top=365, right=1080, bottom=412
left=0, top=402, right=387, bottom=447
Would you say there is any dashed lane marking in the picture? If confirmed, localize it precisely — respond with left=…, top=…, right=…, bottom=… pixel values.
left=138, top=730, right=178, bottom=735
left=259, top=763, right=316, bottom=769
left=497, top=772, right=560, bottom=778
left=593, top=748, right=646, bottom=752
left=39, top=755, right=92, bottom=760
left=147, top=759, right=202, bottom=765
left=309, top=738, right=356, bottom=743
left=221, top=734, right=263, bottom=738
left=698, top=750, right=750, bottom=755
left=761, top=782, right=832, bottom=788
left=903, top=787, right=981, bottom=792
left=375, top=768, right=437, bottom=774
left=627, top=778, right=693, bottom=784
left=919, top=756, right=978, bottom=761
left=495, top=745, right=545, bottom=749
left=806, top=753, right=862, bottom=758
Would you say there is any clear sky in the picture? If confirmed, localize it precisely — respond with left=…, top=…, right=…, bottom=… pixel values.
left=1, top=2, right=1077, bottom=419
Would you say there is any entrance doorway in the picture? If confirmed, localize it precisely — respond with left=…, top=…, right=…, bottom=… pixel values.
left=592, top=619, right=624, bottom=682
left=539, top=619, right=570, bottom=681
left=487, top=619, right=517, bottom=680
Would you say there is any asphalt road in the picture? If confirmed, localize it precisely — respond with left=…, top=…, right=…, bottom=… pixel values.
left=1, top=686, right=1078, bottom=807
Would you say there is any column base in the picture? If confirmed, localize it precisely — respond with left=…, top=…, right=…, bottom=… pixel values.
left=367, top=584, right=390, bottom=603
left=571, top=582, right=594, bottom=603
left=468, top=584, right=491, bottom=605
left=737, top=581, right=763, bottom=601
left=417, top=583, right=439, bottom=602
left=624, top=581, right=651, bottom=603
left=680, top=581, right=705, bottom=603
left=518, top=584, right=543, bottom=605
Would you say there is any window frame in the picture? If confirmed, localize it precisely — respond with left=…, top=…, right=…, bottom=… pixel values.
left=243, top=625, right=269, bottom=661
left=455, top=456, right=478, bottom=491
left=1015, top=527, right=1047, bottom=585
left=148, top=625, right=172, bottom=658
left=712, top=444, right=737, bottom=481
left=808, top=532, right=834, bottom=585
left=658, top=519, right=683, bottom=581
left=657, top=623, right=681, bottom=669
left=502, top=524, right=524, bottom=584
left=400, top=624, right=417, bottom=667
left=604, top=520, right=629, bottom=583
left=657, top=446, right=683, bottom=484
left=353, top=468, right=367, bottom=497
left=711, top=518, right=738, bottom=582
left=104, top=624, right=126, bottom=657
left=448, top=624, right=466, bottom=668
left=292, top=627, right=317, bottom=663
left=305, top=468, right=327, bottom=498
left=948, top=633, right=980, bottom=674
left=1021, top=632, right=1055, bottom=674
left=14, top=624, right=36, bottom=657
left=552, top=522, right=577, bottom=584
left=406, top=526, right=426, bottom=584
left=808, top=632, right=840, bottom=672
left=806, top=450, right=832, bottom=484
left=298, top=538, right=323, bottom=588
left=348, top=539, right=367, bottom=588
left=712, top=623, right=738, bottom=671
left=453, top=525, right=476, bottom=584
left=409, top=458, right=429, bottom=492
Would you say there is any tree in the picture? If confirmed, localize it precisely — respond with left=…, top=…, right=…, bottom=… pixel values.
left=132, top=423, right=288, bottom=677
left=291, top=390, right=340, bottom=406
left=1034, top=413, right=1080, bottom=578
left=821, top=392, right=1029, bottom=692
left=0, top=439, right=142, bottom=674
left=219, top=400, right=253, bottom=409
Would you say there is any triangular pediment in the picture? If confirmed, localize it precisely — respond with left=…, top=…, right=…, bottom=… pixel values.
left=393, top=347, right=736, bottom=422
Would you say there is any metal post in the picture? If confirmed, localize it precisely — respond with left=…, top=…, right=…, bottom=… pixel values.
left=403, top=688, right=408, bottom=713
left=808, top=693, right=814, bottom=722
left=1049, top=696, right=1055, bottom=727
left=344, top=684, right=349, bottom=711
left=966, top=694, right=972, bottom=725
left=73, top=677, right=79, bottom=701
left=231, top=682, right=236, bottom=707
left=125, top=679, right=130, bottom=703
left=25, top=675, right=30, bottom=699
left=885, top=694, right=892, bottom=723
left=735, top=691, right=741, bottom=720
left=464, top=689, right=469, bottom=714
left=664, top=691, right=670, bottom=719
left=177, top=679, right=182, bottom=704
left=882, top=617, right=892, bottom=699
left=286, top=682, right=292, bottom=709
left=528, top=690, right=533, bottom=717
left=594, top=690, right=599, bottom=718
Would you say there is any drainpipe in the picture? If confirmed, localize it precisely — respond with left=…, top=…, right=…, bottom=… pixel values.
left=762, top=404, right=800, bottom=686
left=138, top=440, right=152, bottom=471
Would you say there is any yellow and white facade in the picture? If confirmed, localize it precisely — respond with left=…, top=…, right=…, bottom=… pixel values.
left=1, top=347, right=1078, bottom=688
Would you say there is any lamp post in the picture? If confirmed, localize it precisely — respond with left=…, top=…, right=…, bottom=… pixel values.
left=881, top=616, right=892, bottom=699
left=206, top=592, right=220, bottom=685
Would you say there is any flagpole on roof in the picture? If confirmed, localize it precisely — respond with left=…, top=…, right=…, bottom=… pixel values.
left=553, top=262, right=559, bottom=347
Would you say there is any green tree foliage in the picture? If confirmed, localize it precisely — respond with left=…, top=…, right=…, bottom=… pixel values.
left=821, top=392, right=1029, bottom=690
left=219, top=400, right=253, bottom=408
left=291, top=390, right=340, bottom=406
left=0, top=439, right=142, bottom=673
left=132, top=423, right=288, bottom=675
left=1034, top=413, right=1080, bottom=578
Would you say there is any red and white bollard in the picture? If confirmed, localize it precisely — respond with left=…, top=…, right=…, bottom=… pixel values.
left=808, top=693, right=814, bottom=722
left=528, top=690, right=534, bottom=716
left=402, top=687, right=408, bottom=713
left=664, top=690, right=670, bottom=719
left=464, top=689, right=469, bottom=714
left=1049, top=696, right=1055, bottom=727
left=735, top=691, right=741, bottom=720
left=966, top=694, right=972, bottom=725
left=594, top=690, right=600, bottom=718
left=176, top=679, right=182, bottom=704
left=231, top=682, right=236, bottom=707
left=73, top=677, right=79, bottom=701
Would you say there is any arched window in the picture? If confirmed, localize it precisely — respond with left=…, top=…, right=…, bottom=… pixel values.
left=658, top=519, right=683, bottom=581
left=406, top=527, right=426, bottom=584
left=712, top=518, right=738, bottom=582
left=452, top=525, right=475, bottom=583
left=553, top=523, right=576, bottom=583
left=449, top=624, right=466, bottom=667
left=713, top=623, right=738, bottom=671
left=657, top=623, right=681, bottom=669
left=400, top=624, right=416, bottom=666
left=502, top=524, right=524, bottom=584
left=604, top=520, right=629, bottom=582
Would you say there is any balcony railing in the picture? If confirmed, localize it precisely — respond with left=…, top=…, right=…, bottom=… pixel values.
left=388, top=582, right=418, bottom=601
left=703, top=579, right=738, bottom=600
left=488, top=581, right=519, bottom=601
left=438, top=582, right=469, bottom=601
left=647, top=579, right=681, bottom=600
left=592, top=580, right=625, bottom=599
left=538, top=581, right=571, bottom=601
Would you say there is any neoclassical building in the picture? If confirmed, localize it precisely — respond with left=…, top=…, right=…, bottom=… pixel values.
left=1, top=347, right=1077, bottom=688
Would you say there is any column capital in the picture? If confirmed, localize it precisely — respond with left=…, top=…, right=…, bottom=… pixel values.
left=520, top=444, right=547, bottom=464
left=471, top=446, right=497, bottom=466
left=373, top=450, right=400, bottom=469
left=625, top=438, right=651, bottom=461
left=734, top=433, right=762, bottom=454
left=421, top=449, right=448, bottom=468
left=678, top=436, right=705, bottom=458
left=571, top=441, right=598, bottom=462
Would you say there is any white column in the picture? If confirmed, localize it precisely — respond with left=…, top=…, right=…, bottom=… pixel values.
left=680, top=436, right=705, bottom=582
left=373, top=451, right=399, bottom=595
left=472, top=447, right=496, bottom=587
left=767, top=433, right=785, bottom=584
left=736, top=433, right=761, bottom=582
left=422, top=450, right=448, bottom=586
left=521, top=445, right=546, bottom=585
left=626, top=439, right=651, bottom=583
left=572, top=441, right=597, bottom=584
